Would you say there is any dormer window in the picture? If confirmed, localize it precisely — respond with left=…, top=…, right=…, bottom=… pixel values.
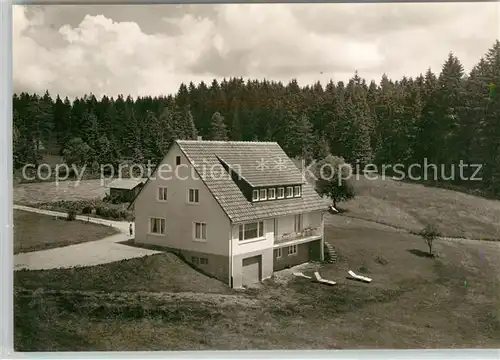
left=253, top=186, right=297, bottom=202
left=268, top=188, right=276, bottom=200
left=277, top=188, right=285, bottom=199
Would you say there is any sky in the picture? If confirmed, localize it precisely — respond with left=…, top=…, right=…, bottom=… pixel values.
left=12, top=2, right=500, bottom=99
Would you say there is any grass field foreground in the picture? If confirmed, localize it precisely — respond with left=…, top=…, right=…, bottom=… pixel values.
left=14, top=215, right=500, bottom=350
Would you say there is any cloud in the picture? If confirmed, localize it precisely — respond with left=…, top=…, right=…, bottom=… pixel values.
left=12, top=3, right=500, bottom=98
left=13, top=6, right=215, bottom=98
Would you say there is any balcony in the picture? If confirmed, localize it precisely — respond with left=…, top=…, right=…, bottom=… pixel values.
left=274, top=226, right=322, bottom=244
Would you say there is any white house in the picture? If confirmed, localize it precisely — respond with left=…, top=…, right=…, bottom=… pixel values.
left=129, top=140, right=329, bottom=288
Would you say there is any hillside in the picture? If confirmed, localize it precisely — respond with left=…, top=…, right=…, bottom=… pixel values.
left=335, top=177, right=500, bottom=240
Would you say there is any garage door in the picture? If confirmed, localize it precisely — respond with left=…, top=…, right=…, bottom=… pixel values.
left=242, top=255, right=262, bottom=286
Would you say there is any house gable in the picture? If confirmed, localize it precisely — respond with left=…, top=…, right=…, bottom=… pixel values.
left=133, top=142, right=231, bottom=256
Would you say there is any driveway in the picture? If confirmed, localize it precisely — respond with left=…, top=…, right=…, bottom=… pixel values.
left=14, top=205, right=161, bottom=271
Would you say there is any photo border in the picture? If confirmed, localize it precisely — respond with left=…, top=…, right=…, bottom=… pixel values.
left=2, top=0, right=500, bottom=359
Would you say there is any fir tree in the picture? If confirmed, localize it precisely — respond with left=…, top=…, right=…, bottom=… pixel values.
left=210, top=112, right=228, bottom=141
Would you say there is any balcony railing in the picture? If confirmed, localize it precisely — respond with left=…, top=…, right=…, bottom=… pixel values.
left=274, top=226, right=322, bottom=244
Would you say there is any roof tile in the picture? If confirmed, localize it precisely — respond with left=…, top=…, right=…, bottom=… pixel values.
left=176, top=140, right=328, bottom=223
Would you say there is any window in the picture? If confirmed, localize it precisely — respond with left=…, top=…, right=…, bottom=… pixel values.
left=188, top=189, right=199, bottom=203
left=268, top=188, right=276, bottom=200
left=176, top=156, right=181, bottom=166
left=286, top=187, right=294, bottom=198
left=158, top=187, right=168, bottom=201
left=149, top=217, right=165, bottom=234
left=294, top=214, right=303, bottom=233
left=294, top=186, right=301, bottom=197
left=259, top=189, right=267, bottom=201
left=238, top=221, right=264, bottom=241
left=277, top=187, right=285, bottom=199
left=194, top=222, right=207, bottom=241
left=252, top=189, right=259, bottom=201
left=274, top=248, right=282, bottom=259
left=288, top=244, right=298, bottom=256
left=200, top=258, right=209, bottom=265
left=192, top=256, right=199, bottom=264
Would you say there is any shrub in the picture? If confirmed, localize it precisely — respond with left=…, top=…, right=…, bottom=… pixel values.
left=95, top=206, right=109, bottom=218
left=66, top=209, right=77, bottom=221
left=117, top=209, right=130, bottom=220
left=359, top=261, right=369, bottom=274
left=110, top=208, right=122, bottom=219
left=375, top=255, right=389, bottom=265
left=82, top=205, right=93, bottom=214
left=111, top=195, right=121, bottom=204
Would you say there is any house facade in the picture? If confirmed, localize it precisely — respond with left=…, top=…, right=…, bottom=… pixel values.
left=131, top=140, right=328, bottom=288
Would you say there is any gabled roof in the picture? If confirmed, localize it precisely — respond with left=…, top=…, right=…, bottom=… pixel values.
left=108, top=178, right=145, bottom=190
left=176, top=140, right=328, bottom=223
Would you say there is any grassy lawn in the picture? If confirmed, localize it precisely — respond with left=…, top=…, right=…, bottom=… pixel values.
left=14, top=215, right=500, bottom=350
left=14, top=180, right=108, bottom=205
left=14, top=210, right=119, bottom=254
left=339, top=176, right=500, bottom=240
left=15, top=252, right=233, bottom=294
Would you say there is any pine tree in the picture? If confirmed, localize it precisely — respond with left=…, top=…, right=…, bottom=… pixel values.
left=436, top=53, right=466, bottom=169
left=184, top=107, right=198, bottom=140
left=482, top=41, right=500, bottom=194
left=313, top=135, right=331, bottom=161
left=343, top=75, right=373, bottom=166
left=210, top=112, right=228, bottom=140
left=283, top=112, right=314, bottom=163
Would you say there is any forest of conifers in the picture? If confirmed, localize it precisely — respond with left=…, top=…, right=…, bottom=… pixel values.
left=12, top=40, right=500, bottom=197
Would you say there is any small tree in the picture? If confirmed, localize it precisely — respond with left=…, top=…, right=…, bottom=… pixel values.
left=418, top=224, right=441, bottom=256
left=210, top=112, right=228, bottom=140
left=312, top=154, right=355, bottom=208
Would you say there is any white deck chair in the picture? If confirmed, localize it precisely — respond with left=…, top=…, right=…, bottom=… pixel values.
left=314, top=271, right=336, bottom=286
left=348, top=270, right=372, bottom=283
left=293, top=272, right=312, bottom=279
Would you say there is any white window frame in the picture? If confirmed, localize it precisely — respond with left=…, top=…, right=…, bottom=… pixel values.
left=238, top=221, right=265, bottom=242
left=268, top=188, right=276, bottom=200
left=274, top=247, right=282, bottom=259
left=294, top=186, right=301, bottom=197
left=149, top=217, right=166, bottom=235
left=294, top=214, right=303, bottom=233
left=259, top=189, right=267, bottom=201
left=277, top=187, right=285, bottom=199
left=193, top=222, right=207, bottom=242
left=158, top=186, right=168, bottom=202
left=252, top=189, right=259, bottom=201
left=286, top=186, right=294, bottom=198
left=288, top=244, right=298, bottom=256
left=188, top=188, right=200, bottom=204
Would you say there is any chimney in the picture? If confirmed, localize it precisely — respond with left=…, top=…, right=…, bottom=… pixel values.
left=197, top=136, right=202, bottom=141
